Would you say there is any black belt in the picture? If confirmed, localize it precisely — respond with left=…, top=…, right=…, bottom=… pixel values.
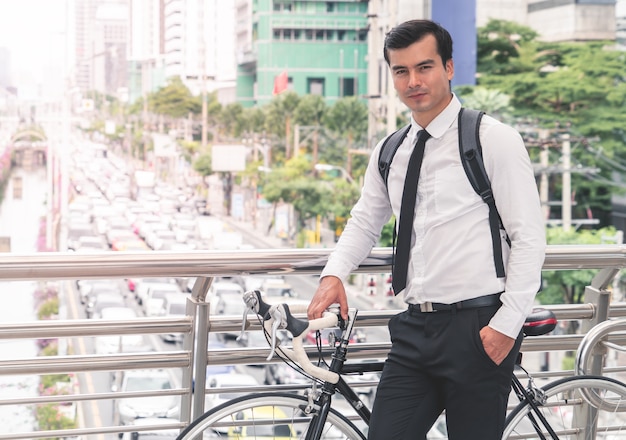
left=408, top=293, right=502, bottom=313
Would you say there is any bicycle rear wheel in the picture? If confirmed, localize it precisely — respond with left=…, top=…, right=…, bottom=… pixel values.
left=502, top=375, right=626, bottom=439
left=176, top=392, right=366, bottom=440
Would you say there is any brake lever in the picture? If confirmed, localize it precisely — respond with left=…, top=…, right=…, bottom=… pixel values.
left=265, top=304, right=290, bottom=360
left=238, top=290, right=272, bottom=341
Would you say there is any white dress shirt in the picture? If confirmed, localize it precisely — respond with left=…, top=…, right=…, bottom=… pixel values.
left=321, top=95, right=546, bottom=338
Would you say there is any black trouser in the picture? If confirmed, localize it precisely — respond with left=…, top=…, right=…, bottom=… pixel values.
left=367, top=304, right=523, bottom=440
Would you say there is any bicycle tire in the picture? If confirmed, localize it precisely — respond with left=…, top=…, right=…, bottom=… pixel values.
left=576, top=319, right=626, bottom=383
left=502, top=375, right=626, bottom=439
left=176, top=392, right=366, bottom=440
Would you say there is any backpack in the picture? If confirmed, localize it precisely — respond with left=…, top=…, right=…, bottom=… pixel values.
left=377, top=108, right=509, bottom=278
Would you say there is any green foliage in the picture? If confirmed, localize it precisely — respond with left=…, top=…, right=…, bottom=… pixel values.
left=36, top=404, right=77, bottom=433
left=149, top=76, right=201, bottom=118
left=475, top=19, right=626, bottom=226
left=40, top=374, right=72, bottom=390
left=378, top=218, right=397, bottom=247
left=40, top=341, right=58, bottom=357
left=537, top=227, right=618, bottom=305
left=322, top=97, right=368, bottom=149
left=561, top=353, right=576, bottom=371
left=262, top=156, right=333, bottom=229
left=192, top=153, right=212, bottom=177
left=477, top=19, right=539, bottom=75
left=37, top=297, right=59, bottom=320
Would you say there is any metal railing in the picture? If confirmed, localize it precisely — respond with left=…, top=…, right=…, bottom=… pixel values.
left=0, top=244, right=624, bottom=439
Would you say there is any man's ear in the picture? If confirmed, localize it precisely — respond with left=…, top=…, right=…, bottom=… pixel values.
left=446, top=59, right=454, bottom=81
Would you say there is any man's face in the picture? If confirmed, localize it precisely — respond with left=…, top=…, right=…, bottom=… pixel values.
left=388, top=34, right=454, bottom=127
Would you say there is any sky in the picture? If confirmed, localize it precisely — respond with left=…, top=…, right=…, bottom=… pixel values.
left=0, top=0, right=68, bottom=96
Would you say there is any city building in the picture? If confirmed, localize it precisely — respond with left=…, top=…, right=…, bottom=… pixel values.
left=162, top=0, right=236, bottom=103
left=477, top=0, right=617, bottom=42
left=234, top=0, right=370, bottom=107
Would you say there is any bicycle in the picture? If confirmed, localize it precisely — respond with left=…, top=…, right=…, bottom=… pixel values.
left=176, top=291, right=626, bottom=439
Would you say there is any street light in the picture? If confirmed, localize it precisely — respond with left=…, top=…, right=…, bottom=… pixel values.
left=314, top=163, right=354, bottom=184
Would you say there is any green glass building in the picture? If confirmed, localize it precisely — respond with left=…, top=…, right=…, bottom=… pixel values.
left=236, top=0, right=369, bottom=107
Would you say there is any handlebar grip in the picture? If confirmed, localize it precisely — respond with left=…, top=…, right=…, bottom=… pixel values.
left=282, top=304, right=309, bottom=338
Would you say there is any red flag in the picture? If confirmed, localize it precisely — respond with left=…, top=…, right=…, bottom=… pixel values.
left=273, top=70, right=288, bottom=95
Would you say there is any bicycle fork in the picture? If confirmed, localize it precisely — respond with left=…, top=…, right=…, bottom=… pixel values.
left=302, top=378, right=371, bottom=440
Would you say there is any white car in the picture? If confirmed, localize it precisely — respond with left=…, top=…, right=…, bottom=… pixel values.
left=113, top=369, right=180, bottom=426
left=143, top=285, right=183, bottom=317
left=204, top=372, right=259, bottom=432
left=95, top=307, right=150, bottom=354
left=134, top=277, right=179, bottom=306
left=120, top=417, right=179, bottom=439
left=160, top=293, right=188, bottom=343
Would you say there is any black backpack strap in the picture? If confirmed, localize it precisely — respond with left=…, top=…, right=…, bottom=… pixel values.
left=377, top=123, right=411, bottom=276
left=378, top=124, right=411, bottom=187
left=458, top=108, right=508, bottom=278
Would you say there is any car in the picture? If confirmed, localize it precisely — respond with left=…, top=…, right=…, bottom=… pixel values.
left=87, top=291, right=126, bottom=319
left=111, top=237, right=150, bottom=251
left=227, top=405, right=296, bottom=439
left=135, top=277, right=179, bottom=306
left=95, top=307, right=151, bottom=354
left=106, top=228, right=137, bottom=248
left=113, top=369, right=180, bottom=427
left=120, top=417, right=179, bottom=440
left=261, top=279, right=297, bottom=298
left=204, top=372, right=259, bottom=431
left=214, top=290, right=246, bottom=339
left=160, top=293, right=188, bottom=343
left=264, top=362, right=311, bottom=386
left=209, top=281, right=245, bottom=298
left=77, top=279, right=124, bottom=305
left=69, top=235, right=109, bottom=252
left=143, top=285, right=183, bottom=317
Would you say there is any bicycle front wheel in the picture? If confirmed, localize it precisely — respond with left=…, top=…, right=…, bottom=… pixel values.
left=503, top=375, right=626, bottom=439
left=177, top=392, right=366, bottom=440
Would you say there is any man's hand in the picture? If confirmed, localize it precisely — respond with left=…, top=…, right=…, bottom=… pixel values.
left=307, top=276, right=349, bottom=321
left=480, top=326, right=515, bottom=366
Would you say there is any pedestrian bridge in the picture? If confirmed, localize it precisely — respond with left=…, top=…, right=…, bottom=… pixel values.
left=0, top=245, right=625, bottom=439
left=8, top=125, right=48, bottom=169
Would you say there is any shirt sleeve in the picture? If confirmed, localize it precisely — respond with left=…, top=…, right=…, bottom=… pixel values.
left=481, top=120, right=547, bottom=338
left=320, top=139, right=395, bottom=282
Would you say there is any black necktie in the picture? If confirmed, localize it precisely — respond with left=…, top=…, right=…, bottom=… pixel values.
left=392, top=129, right=431, bottom=295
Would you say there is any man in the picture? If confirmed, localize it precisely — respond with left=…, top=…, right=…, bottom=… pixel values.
left=307, top=19, right=546, bottom=439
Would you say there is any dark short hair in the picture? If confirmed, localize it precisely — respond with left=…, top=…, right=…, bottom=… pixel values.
left=383, top=19, right=453, bottom=66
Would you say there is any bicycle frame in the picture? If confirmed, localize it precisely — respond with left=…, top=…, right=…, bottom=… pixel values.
left=304, top=308, right=379, bottom=439
left=510, top=366, right=559, bottom=439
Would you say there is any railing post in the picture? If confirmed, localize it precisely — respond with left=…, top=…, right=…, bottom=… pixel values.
left=179, top=296, right=198, bottom=425
left=581, top=267, right=621, bottom=376
left=189, top=276, right=214, bottom=432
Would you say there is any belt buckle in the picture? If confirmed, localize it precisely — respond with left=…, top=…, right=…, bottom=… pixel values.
left=419, top=302, right=434, bottom=313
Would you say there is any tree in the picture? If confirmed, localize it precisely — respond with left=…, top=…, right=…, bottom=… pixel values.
left=457, top=87, right=513, bottom=122
left=474, top=19, right=626, bottom=227
left=193, top=153, right=212, bottom=184
left=262, top=156, right=333, bottom=241
left=538, top=226, right=618, bottom=306
left=322, top=97, right=368, bottom=177
left=149, top=77, right=201, bottom=119
left=265, top=92, right=301, bottom=162
left=293, top=95, right=327, bottom=164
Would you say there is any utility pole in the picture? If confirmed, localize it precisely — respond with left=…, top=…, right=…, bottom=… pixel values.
left=201, top=8, right=208, bottom=150
left=561, top=133, right=572, bottom=232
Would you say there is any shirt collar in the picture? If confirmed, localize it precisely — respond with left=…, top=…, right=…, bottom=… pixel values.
left=409, top=93, right=462, bottom=140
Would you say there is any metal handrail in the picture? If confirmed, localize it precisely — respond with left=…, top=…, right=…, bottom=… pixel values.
left=0, top=244, right=623, bottom=440
left=0, top=244, right=623, bottom=281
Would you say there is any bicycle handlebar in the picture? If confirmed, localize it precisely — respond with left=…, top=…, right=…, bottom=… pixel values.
left=241, top=290, right=341, bottom=384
